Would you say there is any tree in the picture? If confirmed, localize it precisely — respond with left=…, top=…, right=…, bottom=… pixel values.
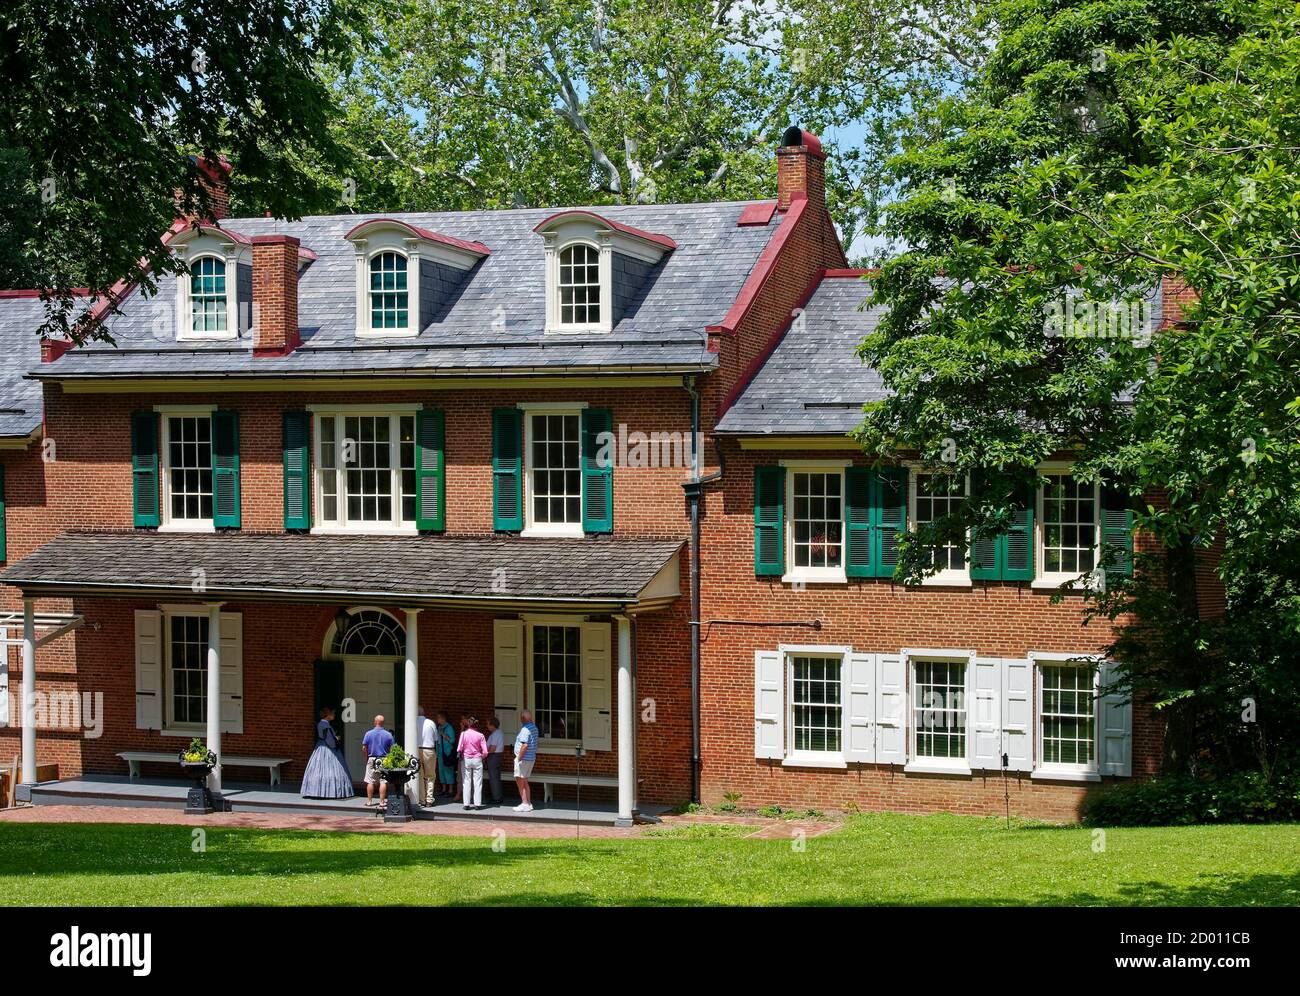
left=1, top=1, right=365, bottom=342
left=856, top=0, right=1300, bottom=775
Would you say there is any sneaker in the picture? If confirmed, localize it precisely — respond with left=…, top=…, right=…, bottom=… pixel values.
left=518, top=803, right=533, bottom=813
left=512, top=803, right=525, bottom=812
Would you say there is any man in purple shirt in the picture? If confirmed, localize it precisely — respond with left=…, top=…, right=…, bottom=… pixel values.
left=361, top=715, right=395, bottom=808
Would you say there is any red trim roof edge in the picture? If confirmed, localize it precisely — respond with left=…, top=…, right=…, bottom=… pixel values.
left=343, top=217, right=491, bottom=256
left=707, top=193, right=809, bottom=336
left=531, top=210, right=677, bottom=251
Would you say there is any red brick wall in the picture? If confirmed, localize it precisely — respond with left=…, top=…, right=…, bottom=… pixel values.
left=692, top=441, right=1162, bottom=822
left=251, top=235, right=301, bottom=355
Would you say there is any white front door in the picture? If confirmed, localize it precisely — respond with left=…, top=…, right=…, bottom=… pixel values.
left=344, top=659, right=397, bottom=780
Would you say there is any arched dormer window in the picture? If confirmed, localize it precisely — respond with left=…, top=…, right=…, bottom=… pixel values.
left=533, top=211, right=675, bottom=334
left=369, top=251, right=409, bottom=331
left=558, top=243, right=600, bottom=326
left=190, top=255, right=228, bottom=334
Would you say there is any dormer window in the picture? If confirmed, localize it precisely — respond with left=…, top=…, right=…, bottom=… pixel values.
left=558, top=243, right=601, bottom=326
left=369, top=251, right=409, bottom=331
left=190, top=256, right=228, bottom=334
left=534, top=211, right=675, bottom=334
left=344, top=218, right=489, bottom=340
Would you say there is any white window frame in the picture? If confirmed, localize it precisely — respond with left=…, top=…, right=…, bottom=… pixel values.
left=352, top=235, right=421, bottom=339
left=522, top=404, right=585, bottom=538
left=908, top=467, right=972, bottom=586
left=552, top=240, right=604, bottom=331
left=174, top=240, right=241, bottom=343
left=781, top=459, right=851, bottom=584
left=782, top=645, right=851, bottom=769
left=1031, top=651, right=1104, bottom=781
left=524, top=616, right=586, bottom=751
left=903, top=649, right=976, bottom=774
left=365, top=248, right=414, bottom=336
left=158, top=406, right=216, bottom=532
left=309, top=406, right=419, bottom=534
left=1033, top=463, right=1103, bottom=589
left=162, top=606, right=209, bottom=734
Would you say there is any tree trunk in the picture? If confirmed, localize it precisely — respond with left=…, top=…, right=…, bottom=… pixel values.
left=1160, top=534, right=1203, bottom=776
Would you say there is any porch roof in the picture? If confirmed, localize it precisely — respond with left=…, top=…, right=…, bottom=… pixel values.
left=0, top=530, right=683, bottom=613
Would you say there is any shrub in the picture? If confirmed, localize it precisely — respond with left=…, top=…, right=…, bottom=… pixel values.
left=1083, top=769, right=1300, bottom=826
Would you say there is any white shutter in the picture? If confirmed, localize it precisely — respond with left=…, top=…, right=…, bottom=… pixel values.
left=219, top=612, right=243, bottom=734
left=493, top=619, right=525, bottom=741
left=753, top=649, right=784, bottom=759
left=1001, top=658, right=1033, bottom=772
left=845, top=651, right=875, bottom=764
left=134, top=609, right=163, bottom=730
left=971, top=657, right=1002, bottom=769
left=580, top=621, right=612, bottom=751
left=0, top=626, right=9, bottom=727
left=1099, top=661, right=1132, bottom=776
left=875, top=653, right=906, bottom=765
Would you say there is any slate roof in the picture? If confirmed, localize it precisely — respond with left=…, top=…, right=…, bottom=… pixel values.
left=24, top=200, right=783, bottom=381
left=0, top=530, right=683, bottom=608
left=0, top=296, right=50, bottom=437
left=715, top=273, right=885, bottom=435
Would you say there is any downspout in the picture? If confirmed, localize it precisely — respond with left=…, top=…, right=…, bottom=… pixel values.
left=682, top=374, right=724, bottom=804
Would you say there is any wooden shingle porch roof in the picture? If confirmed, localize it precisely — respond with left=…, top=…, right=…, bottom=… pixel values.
left=0, top=530, right=683, bottom=613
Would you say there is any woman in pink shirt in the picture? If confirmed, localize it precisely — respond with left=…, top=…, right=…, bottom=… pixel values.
left=457, top=715, right=489, bottom=810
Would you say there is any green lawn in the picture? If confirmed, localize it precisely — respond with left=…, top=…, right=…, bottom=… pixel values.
left=1, top=813, right=1297, bottom=906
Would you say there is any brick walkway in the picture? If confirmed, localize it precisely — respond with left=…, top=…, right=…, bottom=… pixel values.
left=0, top=804, right=643, bottom=839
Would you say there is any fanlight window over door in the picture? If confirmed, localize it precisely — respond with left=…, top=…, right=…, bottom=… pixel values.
left=332, top=609, right=405, bottom=657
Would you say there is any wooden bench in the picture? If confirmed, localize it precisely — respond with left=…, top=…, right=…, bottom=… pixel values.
left=526, top=772, right=621, bottom=803
left=117, top=751, right=293, bottom=786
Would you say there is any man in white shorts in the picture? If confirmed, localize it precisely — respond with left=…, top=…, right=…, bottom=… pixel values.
left=512, top=709, right=539, bottom=812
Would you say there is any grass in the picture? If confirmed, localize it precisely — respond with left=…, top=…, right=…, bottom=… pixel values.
left=1, top=812, right=1297, bottom=906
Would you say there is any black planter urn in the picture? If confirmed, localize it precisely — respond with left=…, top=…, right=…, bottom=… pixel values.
left=382, top=762, right=420, bottom=823
left=179, top=753, right=219, bottom=815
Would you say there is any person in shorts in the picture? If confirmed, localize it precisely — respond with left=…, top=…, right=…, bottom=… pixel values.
left=361, top=714, right=394, bottom=808
left=512, top=709, right=539, bottom=812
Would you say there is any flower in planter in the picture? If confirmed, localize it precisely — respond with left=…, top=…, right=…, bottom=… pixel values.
left=180, top=737, right=216, bottom=766
left=380, top=745, right=417, bottom=771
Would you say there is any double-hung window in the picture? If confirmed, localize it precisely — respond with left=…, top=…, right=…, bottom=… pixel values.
left=369, top=251, right=409, bottom=332
left=166, top=611, right=208, bottom=730
left=912, top=658, right=968, bottom=763
left=789, top=654, right=843, bottom=756
left=911, top=470, right=969, bottom=583
left=524, top=409, right=582, bottom=535
left=161, top=411, right=214, bottom=528
left=557, top=243, right=601, bottom=327
left=189, top=256, right=228, bottom=335
left=784, top=463, right=848, bottom=582
left=314, top=409, right=417, bottom=531
left=1038, top=471, right=1099, bottom=584
left=1039, top=662, right=1099, bottom=773
left=531, top=624, right=582, bottom=742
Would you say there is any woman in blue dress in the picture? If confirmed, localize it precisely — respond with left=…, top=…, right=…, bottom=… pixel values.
left=301, top=707, right=354, bottom=799
left=435, top=710, right=457, bottom=799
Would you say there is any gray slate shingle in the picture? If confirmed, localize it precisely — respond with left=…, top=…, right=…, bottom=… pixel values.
left=0, top=297, right=48, bottom=437
left=0, top=530, right=683, bottom=605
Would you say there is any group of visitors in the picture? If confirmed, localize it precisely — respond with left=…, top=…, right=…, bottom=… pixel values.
left=301, top=704, right=541, bottom=813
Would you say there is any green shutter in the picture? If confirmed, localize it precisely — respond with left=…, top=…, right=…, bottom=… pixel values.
left=1002, top=479, right=1035, bottom=581
left=491, top=408, right=523, bottom=531
left=211, top=410, right=240, bottom=529
left=581, top=407, right=614, bottom=533
left=131, top=411, right=160, bottom=528
left=0, top=462, right=7, bottom=563
left=416, top=409, right=446, bottom=532
left=282, top=410, right=311, bottom=530
left=969, top=471, right=998, bottom=579
left=872, top=468, right=908, bottom=579
left=1100, top=482, right=1134, bottom=579
left=754, top=466, right=785, bottom=576
left=313, top=658, right=344, bottom=740
left=845, top=467, right=873, bottom=577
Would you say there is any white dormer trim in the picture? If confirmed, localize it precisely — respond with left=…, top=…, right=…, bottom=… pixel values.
left=171, top=227, right=247, bottom=342
left=534, top=211, right=674, bottom=335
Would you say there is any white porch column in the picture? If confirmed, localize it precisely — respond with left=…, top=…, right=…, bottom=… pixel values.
left=20, top=597, right=37, bottom=785
left=205, top=604, right=223, bottom=794
left=403, top=608, right=420, bottom=803
left=615, top=614, right=634, bottom=827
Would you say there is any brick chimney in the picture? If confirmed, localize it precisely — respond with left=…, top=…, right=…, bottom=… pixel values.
left=1161, top=274, right=1198, bottom=328
left=252, top=234, right=301, bottom=356
left=776, top=126, right=826, bottom=211
left=176, top=154, right=231, bottom=223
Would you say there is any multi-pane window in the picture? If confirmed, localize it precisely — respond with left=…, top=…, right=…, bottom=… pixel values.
left=791, top=471, right=843, bottom=570
left=190, top=256, right=227, bottom=334
left=169, top=614, right=208, bottom=726
left=165, top=415, right=213, bottom=522
left=1041, top=664, right=1097, bottom=766
left=1042, top=474, right=1097, bottom=574
left=558, top=243, right=600, bottom=325
left=914, top=472, right=967, bottom=572
left=913, top=660, right=967, bottom=759
left=790, top=655, right=842, bottom=753
left=315, top=412, right=416, bottom=529
left=528, top=412, right=581, bottom=528
left=532, top=625, right=581, bottom=741
left=369, top=252, right=409, bottom=330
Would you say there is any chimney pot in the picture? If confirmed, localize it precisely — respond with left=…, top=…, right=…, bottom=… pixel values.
left=776, top=127, right=826, bottom=211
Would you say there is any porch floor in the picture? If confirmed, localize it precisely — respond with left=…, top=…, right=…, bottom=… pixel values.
left=27, top=775, right=660, bottom=826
